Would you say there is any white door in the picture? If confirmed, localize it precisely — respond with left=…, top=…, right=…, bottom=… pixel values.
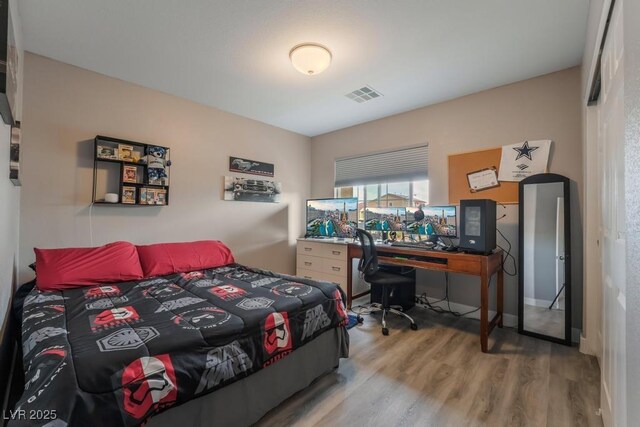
left=598, top=0, right=626, bottom=425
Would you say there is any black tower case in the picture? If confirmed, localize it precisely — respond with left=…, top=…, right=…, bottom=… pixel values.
left=459, top=199, right=497, bottom=255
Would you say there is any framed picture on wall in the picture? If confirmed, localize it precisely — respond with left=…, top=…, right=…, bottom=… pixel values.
left=9, top=122, right=19, bottom=186
left=229, top=156, right=274, bottom=177
left=223, top=176, right=281, bottom=203
left=0, top=0, right=20, bottom=125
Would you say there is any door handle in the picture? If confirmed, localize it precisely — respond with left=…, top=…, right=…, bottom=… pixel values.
left=332, top=250, right=341, bottom=255
left=304, top=262, right=312, bottom=266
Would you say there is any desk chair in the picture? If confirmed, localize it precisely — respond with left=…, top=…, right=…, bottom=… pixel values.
left=356, top=229, right=418, bottom=335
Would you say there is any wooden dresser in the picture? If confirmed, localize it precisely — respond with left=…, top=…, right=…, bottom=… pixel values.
left=296, top=239, right=349, bottom=292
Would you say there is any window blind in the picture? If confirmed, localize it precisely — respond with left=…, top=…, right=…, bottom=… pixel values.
left=334, top=145, right=428, bottom=187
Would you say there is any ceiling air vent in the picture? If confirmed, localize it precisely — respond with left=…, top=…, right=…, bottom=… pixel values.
left=345, top=85, right=383, bottom=103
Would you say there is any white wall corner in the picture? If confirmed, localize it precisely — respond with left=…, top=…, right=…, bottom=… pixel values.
left=579, top=332, right=596, bottom=356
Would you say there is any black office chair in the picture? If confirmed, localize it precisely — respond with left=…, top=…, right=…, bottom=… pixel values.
left=356, top=229, right=418, bottom=335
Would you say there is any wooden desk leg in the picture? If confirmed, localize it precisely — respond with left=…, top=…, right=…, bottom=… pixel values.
left=480, top=274, right=489, bottom=353
left=497, top=268, right=504, bottom=328
left=346, top=253, right=353, bottom=309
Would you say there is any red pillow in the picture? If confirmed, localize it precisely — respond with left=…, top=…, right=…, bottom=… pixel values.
left=35, top=241, right=144, bottom=291
left=136, top=240, right=235, bottom=278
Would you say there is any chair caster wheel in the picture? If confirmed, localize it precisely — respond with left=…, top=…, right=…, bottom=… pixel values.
left=357, top=316, right=364, bottom=324
left=382, top=327, right=389, bottom=336
left=410, top=323, right=418, bottom=331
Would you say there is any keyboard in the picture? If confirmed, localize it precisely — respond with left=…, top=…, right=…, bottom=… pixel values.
left=389, top=242, right=435, bottom=250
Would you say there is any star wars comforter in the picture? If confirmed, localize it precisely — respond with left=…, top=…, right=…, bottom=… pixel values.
left=11, top=264, right=349, bottom=427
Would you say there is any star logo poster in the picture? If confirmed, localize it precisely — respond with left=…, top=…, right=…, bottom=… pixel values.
left=498, top=140, right=551, bottom=181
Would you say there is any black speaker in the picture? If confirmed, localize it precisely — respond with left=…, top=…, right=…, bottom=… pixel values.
left=459, top=199, right=496, bottom=255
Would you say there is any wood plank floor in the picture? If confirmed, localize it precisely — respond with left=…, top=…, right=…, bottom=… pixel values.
left=256, top=305, right=602, bottom=427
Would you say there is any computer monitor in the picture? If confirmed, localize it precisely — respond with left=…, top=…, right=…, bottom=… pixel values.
left=364, top=207, right=407, bottom=232
left=406, top=205, right=457, bottom=237
left=306, top=198, right=358, bottom=238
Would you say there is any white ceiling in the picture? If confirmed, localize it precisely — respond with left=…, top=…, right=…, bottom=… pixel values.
left=17, top=0, right=589, bottom=137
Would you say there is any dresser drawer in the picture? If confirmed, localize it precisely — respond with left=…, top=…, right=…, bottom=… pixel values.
left=297, top=241, right=325, bottom=257
left=320, top=244, right=348, bottom=261
left=322, top=258, right=348, bottom=276
left=296, top=268, right=323, bottom=281
left=296, top=254, right=323, bottom=273
left=320, top=272, right=347, bottom=293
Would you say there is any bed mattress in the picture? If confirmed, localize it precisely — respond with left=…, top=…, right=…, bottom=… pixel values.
left=11, top=264, right=349, bottom=427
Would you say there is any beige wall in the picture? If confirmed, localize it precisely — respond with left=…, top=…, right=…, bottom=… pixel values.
left=311, top=67, right=583, bottom=327
left=19, top=53, right=311, bottom=282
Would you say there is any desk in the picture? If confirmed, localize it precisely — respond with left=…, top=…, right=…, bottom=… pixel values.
left=346, top=244, right=504, bottom=353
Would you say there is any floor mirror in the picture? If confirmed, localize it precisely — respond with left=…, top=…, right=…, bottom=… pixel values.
left=518, top=173, right=571, bottom=345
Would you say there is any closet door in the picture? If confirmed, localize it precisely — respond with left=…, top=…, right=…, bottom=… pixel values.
left=598, top=0, right=626, bottom=425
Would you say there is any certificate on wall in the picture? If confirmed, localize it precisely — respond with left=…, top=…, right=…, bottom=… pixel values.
left=467, top=167, right=500, bottom=192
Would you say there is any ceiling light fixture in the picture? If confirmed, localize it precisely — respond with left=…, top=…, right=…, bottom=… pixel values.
left=289, top=43, right=332, bottom=76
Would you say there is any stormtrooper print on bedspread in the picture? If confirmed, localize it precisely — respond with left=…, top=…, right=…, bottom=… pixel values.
left=11, top=264, right=349, bottom=427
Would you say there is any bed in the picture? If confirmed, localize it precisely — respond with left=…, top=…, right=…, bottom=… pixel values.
left=10, top=260, right=349, bottom=427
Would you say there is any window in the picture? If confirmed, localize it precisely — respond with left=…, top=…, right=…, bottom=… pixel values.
left=334, top=145, right=429, bottom=227
left=334, top=145, right=428, bottom=187
left=335, top=179, right=429, bottom=227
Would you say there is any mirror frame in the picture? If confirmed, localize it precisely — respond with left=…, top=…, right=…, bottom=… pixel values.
left=518, top=173, right=572, bottom=346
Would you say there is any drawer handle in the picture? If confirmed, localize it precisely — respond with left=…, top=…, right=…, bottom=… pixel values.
left=332, top=251, right=341, bottom=255
left=332, top=266, right=341, bottom=271
left=304, top=262, right=312, bottom=266
left=304, top=276, right=312, bottom=279
left=304, top=247, right=312, bottom=252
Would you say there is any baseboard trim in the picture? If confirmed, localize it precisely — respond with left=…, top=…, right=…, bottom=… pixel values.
left=415, top=296, right=518, bottom=328
left=415, top=296, right=580, bottom=343
left=579, top=333, right=594, bottom=355
left=524, top=296, right=556, bottom=308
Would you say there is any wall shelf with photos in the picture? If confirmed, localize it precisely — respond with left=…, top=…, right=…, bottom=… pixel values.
left=92, top=135, right=171, bottom=206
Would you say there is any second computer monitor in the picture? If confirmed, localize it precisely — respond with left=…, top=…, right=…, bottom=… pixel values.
left=364, top=207, right=407, bottom=232
left=406, top=205, right=458, bottom=237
